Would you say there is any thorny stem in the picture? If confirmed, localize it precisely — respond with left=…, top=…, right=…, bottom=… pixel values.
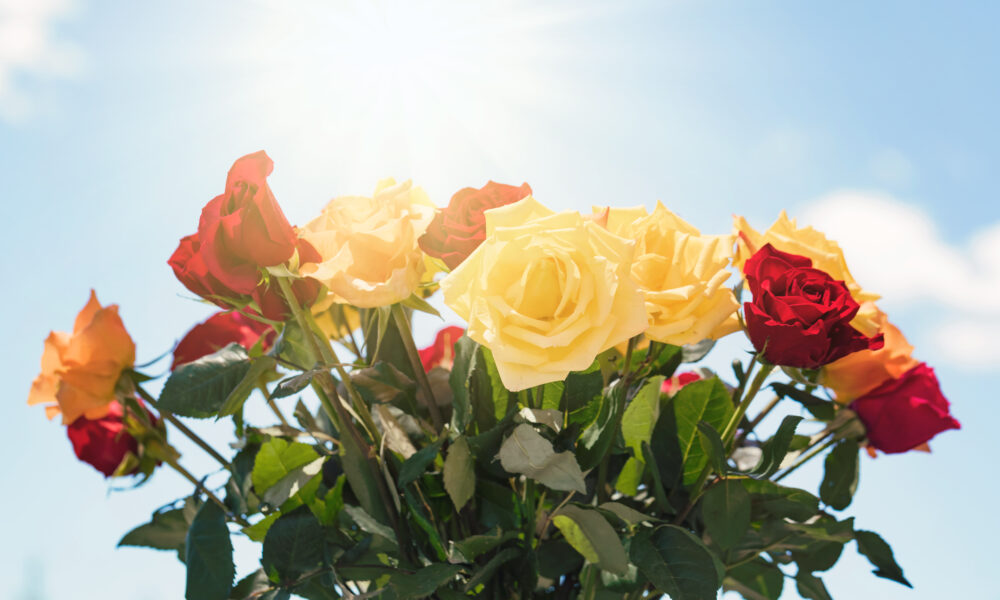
left=133, top=384, right=231, bottom=469
left=391, top=303, right=445, bottom=431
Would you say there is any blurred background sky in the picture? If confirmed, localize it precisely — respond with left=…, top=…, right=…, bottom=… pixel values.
left=2, top=0, right=997, bottom=598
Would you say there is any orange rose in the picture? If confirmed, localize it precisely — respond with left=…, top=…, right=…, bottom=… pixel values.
left=28, top=291, right=136, bottom=424
left=820, top=306, right=919, bottom=402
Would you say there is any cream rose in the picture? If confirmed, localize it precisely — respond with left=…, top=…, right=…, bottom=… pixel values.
left=440, top=197, right=647, bottom=391
left=299, top=178, right=435, bottom=308
left=606, top=202, right=740, bottom=346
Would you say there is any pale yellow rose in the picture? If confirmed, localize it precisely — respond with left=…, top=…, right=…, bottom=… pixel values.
left=441, top=197, right=647, bottom=391
left=300, top=178, right=435, bottom=308
left=734, top=211, right=881, bottom=336
left=605, top=202, right=740, bottom=346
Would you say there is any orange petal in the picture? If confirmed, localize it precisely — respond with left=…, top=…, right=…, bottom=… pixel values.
left=73, top=290, right=103, bottom=336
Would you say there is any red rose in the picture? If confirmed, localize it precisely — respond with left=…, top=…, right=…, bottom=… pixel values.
left=168, top=234, right=235, bottom=306
left=198, top=151, right=298, bottom=294
left=172, top=311, right=274, bottom=369
left=66, top=400, right=153, bottom=477
left=851, top=363, right=960, bottom=454
left=419, top=181, right=532, bottom=270
left=661, top=371, right=702, bottom=396
left=419, top=326, right=465, bottom=371
left=250, top=239, right=324, bottom=321
left=743, top=244, right=883, bottom=368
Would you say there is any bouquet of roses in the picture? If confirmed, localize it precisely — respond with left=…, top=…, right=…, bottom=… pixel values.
left=28, top=151, right=960, bottom=600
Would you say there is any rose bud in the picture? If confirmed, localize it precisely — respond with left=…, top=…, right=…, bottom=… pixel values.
left=742, top=244, right=883, bottom=368
left=172, top=311, right=274, bottom=369
left=28, top=290, right=136, bottom=424
left=419, top=326, right=465, bottom=371
left=419, top=181, right=532, bottom=270
left=67, top=400, right=155, bottom=477
left=851, top=363, right=960, bottom=454
left=661, top=371, right=703, bottom=396
left=198, top=151, right=298, bottom=294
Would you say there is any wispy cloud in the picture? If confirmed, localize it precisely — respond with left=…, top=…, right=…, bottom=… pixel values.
left=800, top=190, right=1000, bottom=368
left=0, top=0, right=83, bottom=122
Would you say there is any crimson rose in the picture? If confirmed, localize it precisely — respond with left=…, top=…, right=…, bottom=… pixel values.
left=172, top=311, right=274, bottom=369
left=743, top=244, right=883, bottom=368
left=66, top=400, right=154, bottom=477
left=251, top=239, right=324, bottom=321
left=419, top=181, right=532, bottom=270
left=168, top=233, right=234, bottom=306
left=198, top=151, right=298, bottom=294
left=851, top=363, right=960, bottom=454
left=419, top=326, right=465, bottom=371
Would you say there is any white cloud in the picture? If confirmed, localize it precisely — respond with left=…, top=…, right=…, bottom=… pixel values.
left=0, top=0, right=83, bottom=122
left=798, top=190, right=1000, bottom=369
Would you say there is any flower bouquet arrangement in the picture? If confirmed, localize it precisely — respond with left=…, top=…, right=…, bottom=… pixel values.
left=29, top=151, right=960, bottom=600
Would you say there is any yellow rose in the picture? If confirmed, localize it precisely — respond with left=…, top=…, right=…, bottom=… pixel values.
left=820, top=306, right=919, bottom=402
left=299, top=178, right=435, bottom=308
left=28, top=291, right=136, bottom=424
left=440, top=197, right=647, bottom=391
left=606, top=203, right=740, bottom=346
left=734, top=211, right=880, bottom=336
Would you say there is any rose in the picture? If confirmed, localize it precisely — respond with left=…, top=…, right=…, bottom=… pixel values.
left=197, top=151, right=298, bottom=294
left=66, top=400, right=155, bottom=477
left=419, top=181, right=532, bottom=269
left=605, top=203, right=740, bottom=346
left=419, top=326, right=465, bottom=371
left=851, top=363, right=960, bottom=454
left=734, top=211, right=880, bottom=336
left=743, top=244, right=883, bottom=368
left=172, top=311, right=274, bottom=369
left=441, top=197, right=647, bottom=391
left=299, top=178, right=435, bottom=308
left=28, top=291, right=136, bottom=424
left=168, top=233, right=235, bottom=306
left=661, top=371, right=703, bottom=396
left=820, top=307, right=919, bottom=402
left=249, top=239, right=324, bottom=321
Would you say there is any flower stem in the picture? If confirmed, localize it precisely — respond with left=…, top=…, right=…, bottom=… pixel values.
left=133, top=385, right=231, bottom=469
left=722, top=360, right=775, bottom=449
left=163, top=455, right=249, bottom=526
left=390, top=303, right=444, bottom=431
left=773, top=434, right=837, bottom=482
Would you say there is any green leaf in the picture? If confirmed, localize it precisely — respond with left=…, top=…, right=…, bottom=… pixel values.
left=598, top=502, right=657, bottom=526
left=681, top=339, right=716, bottom=362
left=119, top=508, right=188, bottom=551
left=855, top=530, right=912, bottom=587
left=540, top=381, right=565, bottom=410
left=576, top=381, right=627, bottom=471
left=770, top=382, right=835, bottom=421
left=564, top=362, right=604, bottom=411
left=464, top=547, right=521, bottom=593
left=252, top=439, right=320, bottom=494
left=342, top=504, right=397, bottom=545
left=820, top=439, right=860, bottom=510
left=270, top=370, right=319, bottom=399
left=451, top=529, right=519, bottom=562
left=229, top=570, right=271, bottom=599
left=696, top=421, right=727, bottom=476
left=796, top=571, right=833, bottom=600
left=160, top=344, right=251, bottom=419
left=724, top=558, right=784, bottom=600
left=388, top=563, right=462, bottom=599
left=242, top=513, right=279, bottom=543
left=621, top=376, right=664, bottom=461
left=401, top=292, right=443, bottom=319
left=630, top=524, right=725, bottom=600
left=449, top=336, right=477, bottom=434
left=741, top=479, right=820, bottom=522
left=260, top=458, right=324, bottom=509
left=700, top=479, right=751, bottom=549
left=338, top=425, right=387, bottom=522
left=261, top=506, right=325, bottom=582
left=614, top=456, right=645, bottom=496
left=444, top=436, right=475, bottom=510
left=217, top=355, right=277, bottom=418
left=184, top=501, right=234, bottom=600
left=750, top=415, right=804, bottom=477
left=498, top=424, right=586, bottom=493
left=672, top=378, right=734, bottom=485
left=552, top=505, right=628, bottom=575
left=398, top=439, right=444, bottom=487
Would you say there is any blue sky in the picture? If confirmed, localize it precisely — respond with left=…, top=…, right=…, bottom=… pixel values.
left=2, top=1, right=997, bottom=598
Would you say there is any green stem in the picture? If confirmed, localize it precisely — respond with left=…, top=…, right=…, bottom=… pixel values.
left=390, top=303, right=444, bottom=431
left=731, top=394, right=780, bottom=451
left=134, top=385, right=231, bottom=469
left=164, top=455, right=249, bottom=527
left=722, top=361, right=776, bottom=448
